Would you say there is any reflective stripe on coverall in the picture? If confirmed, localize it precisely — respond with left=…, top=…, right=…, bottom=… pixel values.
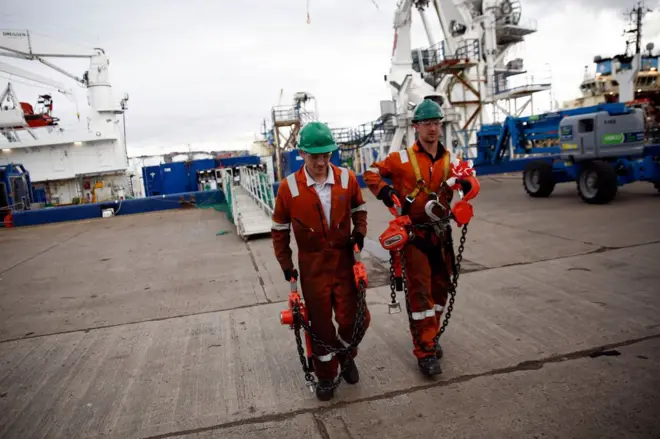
left=271, top=164, right=371, bottom=379
left=363, top=141, right=459, bottom=359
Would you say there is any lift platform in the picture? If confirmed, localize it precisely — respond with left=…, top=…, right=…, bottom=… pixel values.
left=220, top=166, right=274, bottom=240
left=474, top=102, right=660, bottom=203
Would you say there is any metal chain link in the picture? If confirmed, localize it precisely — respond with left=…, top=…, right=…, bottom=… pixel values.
left=291, top=279, right=369, bottom=393
left=395, top=223, right=468, bottom=354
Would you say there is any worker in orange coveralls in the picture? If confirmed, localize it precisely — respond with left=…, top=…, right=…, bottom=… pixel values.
left=363, top=98, right=479, bottom=377
left=271, top=121, right=371, bottom=401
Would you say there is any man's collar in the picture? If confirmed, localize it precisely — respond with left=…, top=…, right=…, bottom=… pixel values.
left=303, top=164, right=334, bottom=186
left=414, top=140, right=445, bottom=160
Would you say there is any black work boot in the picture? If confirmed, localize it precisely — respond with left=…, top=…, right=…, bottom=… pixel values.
left=341, top=357, right=360, bottom=384
left=418, top=355, right=442, bottom=376
left=316, top=379, right=335, bottom=401
left=436, top=344, right=444, bottom=359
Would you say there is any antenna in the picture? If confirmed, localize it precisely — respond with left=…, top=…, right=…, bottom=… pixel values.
left=623, top=1, right=653, bottom=55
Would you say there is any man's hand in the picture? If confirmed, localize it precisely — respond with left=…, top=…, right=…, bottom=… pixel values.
left=377, top=186, right=397, bottom=208
left=284, top=268, right=299, bottom=282
left=350, top=230, right=365, bottom=251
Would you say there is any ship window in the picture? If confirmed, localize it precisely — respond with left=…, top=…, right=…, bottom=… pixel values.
left=578, top=118, right=594, bottom=133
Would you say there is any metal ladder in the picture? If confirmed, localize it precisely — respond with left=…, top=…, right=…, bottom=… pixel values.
left=221, top=166, right=274, bottom=240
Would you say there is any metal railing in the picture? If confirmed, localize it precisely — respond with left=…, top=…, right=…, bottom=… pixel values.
left=272, top=105, right=315, bottom=125
left=238, top=166, right=274, bottom=216
left=220, top=168, right=237, bottom=225
left=416, top=39, right=481, bottom=73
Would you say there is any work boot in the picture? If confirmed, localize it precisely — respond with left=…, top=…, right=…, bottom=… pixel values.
left=316, top=379, right=335, bottom=401
left=340, top=357, right=360, bottom=384
left=418, top=356, right=442, bottom=376
left=436, top=344, right=444, bottom=359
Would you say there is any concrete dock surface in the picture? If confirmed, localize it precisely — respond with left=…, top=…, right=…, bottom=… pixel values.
left=1, top=176, right=659, bottom=438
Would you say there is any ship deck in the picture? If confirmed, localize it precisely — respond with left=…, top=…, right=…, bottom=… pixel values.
left=1, top=175, right=659, bottom=439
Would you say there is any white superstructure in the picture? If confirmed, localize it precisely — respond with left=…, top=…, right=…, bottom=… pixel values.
left=385, top=0, right=551, bottom=157
left=0, top=30, right=130, bottom=205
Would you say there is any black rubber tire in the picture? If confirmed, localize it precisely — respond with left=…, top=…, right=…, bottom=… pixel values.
left=523, top=161, right=556, bottom=197
left=577, top=160, right=618, bottom=204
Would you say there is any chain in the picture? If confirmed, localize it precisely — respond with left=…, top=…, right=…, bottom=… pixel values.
left=292, top=304, right=316, bottom=386
left=389, top=255, right=398, bottom=300
left=437, top=223, right=468, bottom=339
left=393, top=223, right=468, bottom=354
left=291, top=279, right=369, bottom=393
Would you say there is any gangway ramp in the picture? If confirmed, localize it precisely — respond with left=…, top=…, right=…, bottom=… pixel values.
left=221, top=166, right=274, bottom=240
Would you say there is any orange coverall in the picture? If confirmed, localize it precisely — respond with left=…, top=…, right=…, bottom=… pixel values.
left=271, top=164, right=371, bottom=379
left=363, top=141, right=458, bottom=359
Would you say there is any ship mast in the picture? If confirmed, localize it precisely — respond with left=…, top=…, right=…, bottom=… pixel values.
left=624, top=1, right=652, bottom=56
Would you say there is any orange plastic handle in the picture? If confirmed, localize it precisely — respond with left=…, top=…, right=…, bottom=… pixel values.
left=389, top=194, right=402, bottom=217
left=460, top=175, right=480, bottom=202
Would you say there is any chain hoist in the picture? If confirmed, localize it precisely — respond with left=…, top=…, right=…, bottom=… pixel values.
left=380, top=190, right=474, bottom=354
left=280, top=244, right=369, bottom=394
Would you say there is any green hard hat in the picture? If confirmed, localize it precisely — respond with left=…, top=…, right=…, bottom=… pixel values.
left=412, top=99, right=444, bottom=122
left=298, top=122, right=338, bottom=154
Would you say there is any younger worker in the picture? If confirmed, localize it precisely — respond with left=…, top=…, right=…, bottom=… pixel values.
left=271, top=121, right=371, bottom=401
left=363, top=99, right=478, bottom=377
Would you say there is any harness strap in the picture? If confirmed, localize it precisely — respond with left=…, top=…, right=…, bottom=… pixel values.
left=405, top=146, right=452, bottom=204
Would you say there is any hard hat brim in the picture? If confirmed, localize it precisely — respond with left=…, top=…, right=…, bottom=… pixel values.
left=412, top=116, right=444, bottom=122
left=298, top=143, right=338, bottom=154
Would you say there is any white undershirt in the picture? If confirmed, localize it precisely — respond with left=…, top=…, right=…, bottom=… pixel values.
left=304, top=165, right=333, bottom=224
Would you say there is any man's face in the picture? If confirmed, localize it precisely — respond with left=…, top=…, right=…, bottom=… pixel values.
left=301, top=151, right=331, bottom=175
left=414, top=119, right=442, bottom=144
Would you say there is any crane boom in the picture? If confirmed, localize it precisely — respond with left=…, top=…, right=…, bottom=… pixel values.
left=0, top=25, right=122, bottom=156
left=0, top=30, right=100, bottom=59
left=0, top=60, right=74, bottom=96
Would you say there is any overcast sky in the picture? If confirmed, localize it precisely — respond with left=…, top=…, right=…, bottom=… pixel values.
left=2, top=0, right=660, bottom=157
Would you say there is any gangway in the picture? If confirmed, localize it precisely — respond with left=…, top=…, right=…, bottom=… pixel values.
left=220, top=166, right=274, bottom=240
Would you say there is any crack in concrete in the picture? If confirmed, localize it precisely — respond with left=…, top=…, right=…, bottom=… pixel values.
left=339, top=415, right=356, bottom=439
left=476, top=217, right=602, bottom=248
left=139, top=332, right=660, bottom=439
left=477, top=217, right=660, bottom=252
left=469, top=240, right=660, bottom=274
left=313, top=414, right=332, bottom=439
left=5, top=239, right=658, bottom=345
left=245, top=241, right=270, bottom=303
left=0, top=229, right=89, bottom=275
left=0, top=299, right=277, bottom=345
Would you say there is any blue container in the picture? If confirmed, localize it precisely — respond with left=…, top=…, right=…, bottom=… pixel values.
left=33, top=187, right=47, bottom=203
left=143, top=165, right=163, bottom=196
left=160, top=162, right=188, bottom=195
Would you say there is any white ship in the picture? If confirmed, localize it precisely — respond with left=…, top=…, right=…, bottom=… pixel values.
left=0, top=30, right=130, bottom=207
left=561, top=3, right=659, bottom=141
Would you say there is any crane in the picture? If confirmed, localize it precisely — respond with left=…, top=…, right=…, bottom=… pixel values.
left=0, top=29, right=126, bottom=143
left=384, top=0, right=549, bottom=156
left=0, top=30, right=131, bottom=206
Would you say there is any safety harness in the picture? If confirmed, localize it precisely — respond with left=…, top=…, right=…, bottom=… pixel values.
left=386, top=145, right=469, bottom=357
left=403, top=145, right=451, bottom=210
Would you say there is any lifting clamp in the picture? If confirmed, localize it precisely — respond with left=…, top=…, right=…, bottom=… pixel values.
left=378, top=163, right=481, bottom=325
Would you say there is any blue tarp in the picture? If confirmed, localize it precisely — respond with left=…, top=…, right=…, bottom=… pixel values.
left=11, top=190, right=226, bottom=227
left=12, top=203, right=102, bottom=227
